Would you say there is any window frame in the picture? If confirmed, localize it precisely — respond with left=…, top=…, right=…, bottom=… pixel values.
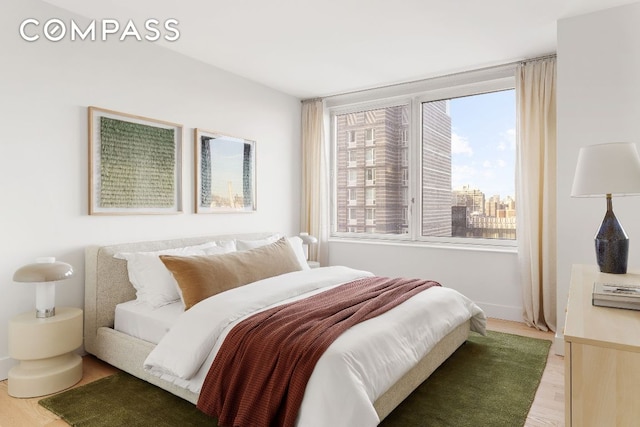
left=347, top=187, right=357, bottom=205
left=328, top=68, right=517, bottom=249
left=347, top=150, right=357, bottom=167
left=365, top=187, right=376, bottom=206
left=347, top=130, right=356, bottom=147
left=365, top=168, right=376, bottom=186
left=365, top=147, right=376, bottom=166
left=347, top=169, right=357, bottom=187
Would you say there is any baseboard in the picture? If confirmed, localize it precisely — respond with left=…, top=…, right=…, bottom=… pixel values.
left=0, top=356, right=17, bottom=381
left=476, top=302, right=522, bottom=323
left=554, top=332, right=565, bottom=356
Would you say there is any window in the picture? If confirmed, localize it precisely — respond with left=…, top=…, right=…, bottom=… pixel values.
left=347, top=130, right=356, bottom=148
left=348, top=150, right=357, bottom=167
left=333, top=105, right=407, bottom=235
left=365, top=208, right=376, bottom=225
left=348, top=188, right=357, bottom=205
left=421, top=89, right=516, bottom=240
left=365, top=168, right=376, bottom=185
left=365, top=187, right=376, bottom=205
left=331, top=74, right=516, bottom=245
left=348, top=169, right=357, bottom=186
left=365, top=148, right=376, bottom=166
left=365, top=128, right=375, bottom=145
left=348, top=208, right=357, bottom=225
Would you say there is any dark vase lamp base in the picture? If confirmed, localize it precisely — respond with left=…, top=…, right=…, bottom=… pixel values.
left=595, top=238, right=628, bottom=274
left=595, top=198, right=629, bottom=274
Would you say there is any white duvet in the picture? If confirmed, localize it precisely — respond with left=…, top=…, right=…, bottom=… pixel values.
left=144, top=266, right=486, bottom=426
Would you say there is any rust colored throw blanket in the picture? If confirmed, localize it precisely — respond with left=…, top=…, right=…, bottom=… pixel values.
left=197, top=276, right=440, bottom=427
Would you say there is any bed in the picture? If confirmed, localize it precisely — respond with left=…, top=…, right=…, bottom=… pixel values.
left=84, top=232, right=486, bottom=426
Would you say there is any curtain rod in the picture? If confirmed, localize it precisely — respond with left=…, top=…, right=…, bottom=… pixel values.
left=302, top=52, right=556, bottom=102
left=520, top=53, right=557, bottom=64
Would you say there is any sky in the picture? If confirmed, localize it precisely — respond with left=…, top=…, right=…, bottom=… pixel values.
left=209, top=137, right=247, bottom=198
left=449, top=89, right=516, bottom=200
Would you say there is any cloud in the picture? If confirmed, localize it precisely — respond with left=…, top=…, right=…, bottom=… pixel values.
left=483, top=160, right=492, bottom=168
left=497, top=159, right=506, bottom=167
left=452, top=132, right=473, bottom=156
left=451, top=164, right=476, bottom=187
left=497, top=128, right=516, bottom=151
left=482, top=169, right=496, bottom=180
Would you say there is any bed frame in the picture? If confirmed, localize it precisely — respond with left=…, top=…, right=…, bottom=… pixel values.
left=84, top=232, right=470, bottom=422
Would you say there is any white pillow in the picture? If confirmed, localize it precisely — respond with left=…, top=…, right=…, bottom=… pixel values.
left=286, top=236, right=311, bottom=271
left=212, top=240, right=237, bottom=252
left=114, top=241, right=233, bottom=307
left=235, top=235, right=309, bottom=270
left=235, top=234, right=282, bottom=251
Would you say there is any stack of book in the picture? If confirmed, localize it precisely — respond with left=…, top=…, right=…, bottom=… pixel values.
left=592, top=282, right=640, bottom=311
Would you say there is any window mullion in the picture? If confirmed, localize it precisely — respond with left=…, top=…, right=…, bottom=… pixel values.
left=409, top=97, right=421, bottom=240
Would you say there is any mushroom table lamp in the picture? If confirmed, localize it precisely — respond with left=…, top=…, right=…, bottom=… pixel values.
left=299, top=232, right=318, bottom=261
left=13, top=257, right=74, bottom=318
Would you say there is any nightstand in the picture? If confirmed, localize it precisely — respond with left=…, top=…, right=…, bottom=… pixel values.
left=8, top=307, right=83, bottom=398
left=564, top=265, right=640, bottom=426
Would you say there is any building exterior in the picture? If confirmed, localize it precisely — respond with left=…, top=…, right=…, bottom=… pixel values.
left=452, top=185, right=486, bottom=216
left=452, top=187, right=516, bottom=239
left=421, top=100, right=453, bottom=237
left=335, top=105, right=410, bottom=234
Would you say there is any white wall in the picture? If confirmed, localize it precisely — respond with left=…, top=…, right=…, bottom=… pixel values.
left=0, top=0, right=301, bottom=379
left=556, top=2, right=640, bottom=350
left=330, top=242, right=520, bottom=321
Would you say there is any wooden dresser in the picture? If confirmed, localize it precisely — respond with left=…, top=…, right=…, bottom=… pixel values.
left=564, top=264, right=640, bottom=426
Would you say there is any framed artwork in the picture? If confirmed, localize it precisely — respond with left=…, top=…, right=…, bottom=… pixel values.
left=194, top=128, right=256, bottom=213
left=88, top=107, right=183, bottom=215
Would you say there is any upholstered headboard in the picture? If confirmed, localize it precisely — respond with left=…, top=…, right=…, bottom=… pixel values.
left=84, top=232, right=275, bottom=354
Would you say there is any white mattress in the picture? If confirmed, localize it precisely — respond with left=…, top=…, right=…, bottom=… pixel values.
left=114, top=300, right=183, bottom=344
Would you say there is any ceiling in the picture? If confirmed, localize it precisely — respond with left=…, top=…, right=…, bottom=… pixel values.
left=43, top=0, right=636, bottom=99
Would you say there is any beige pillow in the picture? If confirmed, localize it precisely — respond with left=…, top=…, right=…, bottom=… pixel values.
left=160, top=238, right=302, bottom=310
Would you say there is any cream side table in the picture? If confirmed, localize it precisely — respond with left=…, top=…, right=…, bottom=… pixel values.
left=8, top=307, right=83, bottom=398
left=564, top=264, right=640, bottom=426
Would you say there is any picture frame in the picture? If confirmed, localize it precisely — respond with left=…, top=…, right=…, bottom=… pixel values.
left=194, top=128, right=256, bottom=213
left=88, top=107, right=183, bottom=215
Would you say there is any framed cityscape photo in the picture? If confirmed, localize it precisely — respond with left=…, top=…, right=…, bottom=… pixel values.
left=194, top=128, right=256, bottom=213
left=88, top=106, right=183, bottom=215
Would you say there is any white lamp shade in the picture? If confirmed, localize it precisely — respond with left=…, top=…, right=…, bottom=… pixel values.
left=298, top=232, right=318, bottom=244
left=571, top=142, right=640, bottom=197
left=13, top=259, right=74, bottom=283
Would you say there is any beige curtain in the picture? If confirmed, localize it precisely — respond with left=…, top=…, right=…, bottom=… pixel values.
left=516, top=58, right=557, bottom=332
left=301, top=99, right=329, bottom=265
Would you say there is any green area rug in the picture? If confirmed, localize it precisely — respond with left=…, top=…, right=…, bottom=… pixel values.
left=39, top=331, right=550, bottom=427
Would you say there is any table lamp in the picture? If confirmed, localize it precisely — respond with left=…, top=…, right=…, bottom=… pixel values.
left=13, top=257, right=74, bottom=318
left=571, top=142, right=640, bottom=274
left=299, top=232, right=318, bottom=261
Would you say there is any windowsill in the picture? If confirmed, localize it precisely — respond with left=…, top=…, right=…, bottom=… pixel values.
left=328, top=236, right=518, bottom=254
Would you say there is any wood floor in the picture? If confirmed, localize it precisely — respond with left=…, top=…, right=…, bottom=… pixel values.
left=0, top=318, right=564, bottom=427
